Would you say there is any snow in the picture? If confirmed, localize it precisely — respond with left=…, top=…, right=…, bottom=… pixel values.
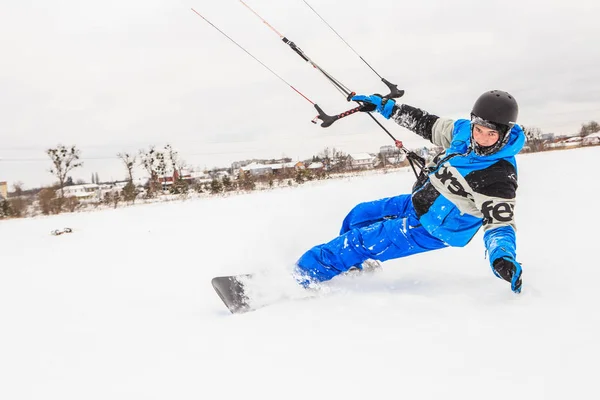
left=1, top=146, right=600, bottom=399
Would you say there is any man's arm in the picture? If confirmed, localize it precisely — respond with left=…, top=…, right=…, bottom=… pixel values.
left=389, top=104, right=454, bottom=148
left=484, top=225, right=522, bottom=293
left=349, top=94, right=455, bottom=149
left=477, top=175, right=518, bottom=263
left=477, top=177, right=522, bottom=293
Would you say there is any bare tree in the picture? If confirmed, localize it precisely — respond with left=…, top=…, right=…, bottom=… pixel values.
left=579, top=121, right=600, bottom=137
left=5, top=181, right=31, bottom=218
left=165, top=145, right=178, bottom=176
left=319, top=146, right=331, bottom=162
left=117, top=152, right=138, bottom=203
left=0, top=199, right=11, bottom=219
left=47, top=145, right=83, bottom=206
left=118, top=152, right=137, bottom=182
left=155, top=151, right=167, bottom=186
left=522, top=125, right=541, bottom=140
left=139, top=146, right=163, bottom=197
left=210, top=177, right=224, bottom=194
left=169, top=146, right=188, bottom=178
left=522, top=125, right=545, bottom=153
left=38, top=187, right=60, bottom=215
left=163, top=144, right=190, bottom=194
left=222, top=175, right=234, bottom=192
left=13, top=181, right=24, bottom=197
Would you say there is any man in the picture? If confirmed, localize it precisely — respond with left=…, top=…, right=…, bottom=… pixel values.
left=295, top=90, right=524, bottom=293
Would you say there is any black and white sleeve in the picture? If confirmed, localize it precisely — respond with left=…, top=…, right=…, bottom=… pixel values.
left=390, top=104, right=454, bottom=148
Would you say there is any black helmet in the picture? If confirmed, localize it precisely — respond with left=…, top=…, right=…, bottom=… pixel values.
left=472, top=90, right=518, bottom=127
left=470, top=90, right=519, bottom=155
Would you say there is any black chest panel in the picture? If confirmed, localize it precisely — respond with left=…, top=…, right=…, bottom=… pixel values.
left=411, top=159, right=518, bottom=218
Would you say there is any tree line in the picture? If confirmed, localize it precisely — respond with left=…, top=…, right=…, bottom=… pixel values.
left=0, top=144, right=388, bottom=219
left=2, top=120, right=598, bottom=220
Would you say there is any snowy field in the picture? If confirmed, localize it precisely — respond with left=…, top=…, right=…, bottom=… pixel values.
left=1, top=146, right=599, bottom=400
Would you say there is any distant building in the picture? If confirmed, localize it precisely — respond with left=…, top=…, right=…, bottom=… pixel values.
left=544, top=136, right=582, bottom=150
left=541, top=133, right=555, bottom=141
left=240, top=162, right=273, bottom=176
left=378, top=145, right=407, bottom=166
left=582, top=132, right=600, bottom=146
left=214, top=170, right=231, bottom=179
left=231, top=160, right=253, bottom=170
left=307, top=162, right=324, bottom=171
left=387, top=152, right=407, bottom=164
left=159, top=169, right=195, bottom=187
left=58, top=184, right=100, bottom=203
left=191, top=171, right=212, bottom=183
left=270, top=161, right=304, bottom=175
left=0, top=181, right=7, bottom=199
left=348, top=153, right=376, bottom=169
left=379, top=145, right=396, bottom=155
left=239, top=161, right=304, bottom=177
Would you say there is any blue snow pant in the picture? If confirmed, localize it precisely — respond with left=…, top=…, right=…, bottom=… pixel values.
left=295, top=194, right=448, bottom=285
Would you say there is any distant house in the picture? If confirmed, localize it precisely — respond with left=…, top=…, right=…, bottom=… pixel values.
left=564, top=136, right=583, bottom=145
left=158, top=169, right=196, bottom=187
left=307, top=162, right=324, bottom=171
left=231, top=161, right=250, bottom=170
left=583, top=132, right=600, bottom=146
left=240, top=162, right=273, bottom=176
left=541, top=133, right=555, bottom=141
left=270, top=161, right=304, bottom=175
left=240, top=161, right=305, bottom=177
left=545, top=136, right=582, bottom=149
left=118, top=179, right=147, bottom=194
left=348, top=153, right=376, bottom=169
left=0, top=181, right=7, bottom=200
left=190, top=171, right=212, bottom=183
left=376, top=144, right=407, bottom=166
left=379, top=145, right=396, bottom=155
left=59, top=184, right=100, bottom=202
left=213, top=170, right=231, bottom=179
left=386, top=152, right=407, bottom=165
left=158, top=176, right=175, bottom=186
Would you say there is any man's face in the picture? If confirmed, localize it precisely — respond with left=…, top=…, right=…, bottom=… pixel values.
left=472, top=124, right=500, bottom=147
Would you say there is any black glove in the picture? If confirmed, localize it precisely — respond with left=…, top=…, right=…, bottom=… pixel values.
left=492, top=257, right=522, bottom=293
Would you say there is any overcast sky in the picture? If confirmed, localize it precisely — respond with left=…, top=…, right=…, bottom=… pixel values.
left=1, top=0, right=599, bottom=188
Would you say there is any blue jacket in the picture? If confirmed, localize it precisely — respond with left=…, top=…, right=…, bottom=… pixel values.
left=390, top=107, right=525, bottom=266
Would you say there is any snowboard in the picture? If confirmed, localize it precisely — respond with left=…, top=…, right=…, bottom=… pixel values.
left=211, top=274, right=254, bottom=314
left=211, top=260, right=382, bottom=314
left=211, top=273, right=310, bottom=314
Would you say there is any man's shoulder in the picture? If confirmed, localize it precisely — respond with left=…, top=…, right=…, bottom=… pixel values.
left=451, top=119, right=471, bottom=134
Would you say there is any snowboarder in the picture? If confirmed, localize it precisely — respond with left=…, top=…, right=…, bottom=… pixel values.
left=295, top=90, right=524, bottom=293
